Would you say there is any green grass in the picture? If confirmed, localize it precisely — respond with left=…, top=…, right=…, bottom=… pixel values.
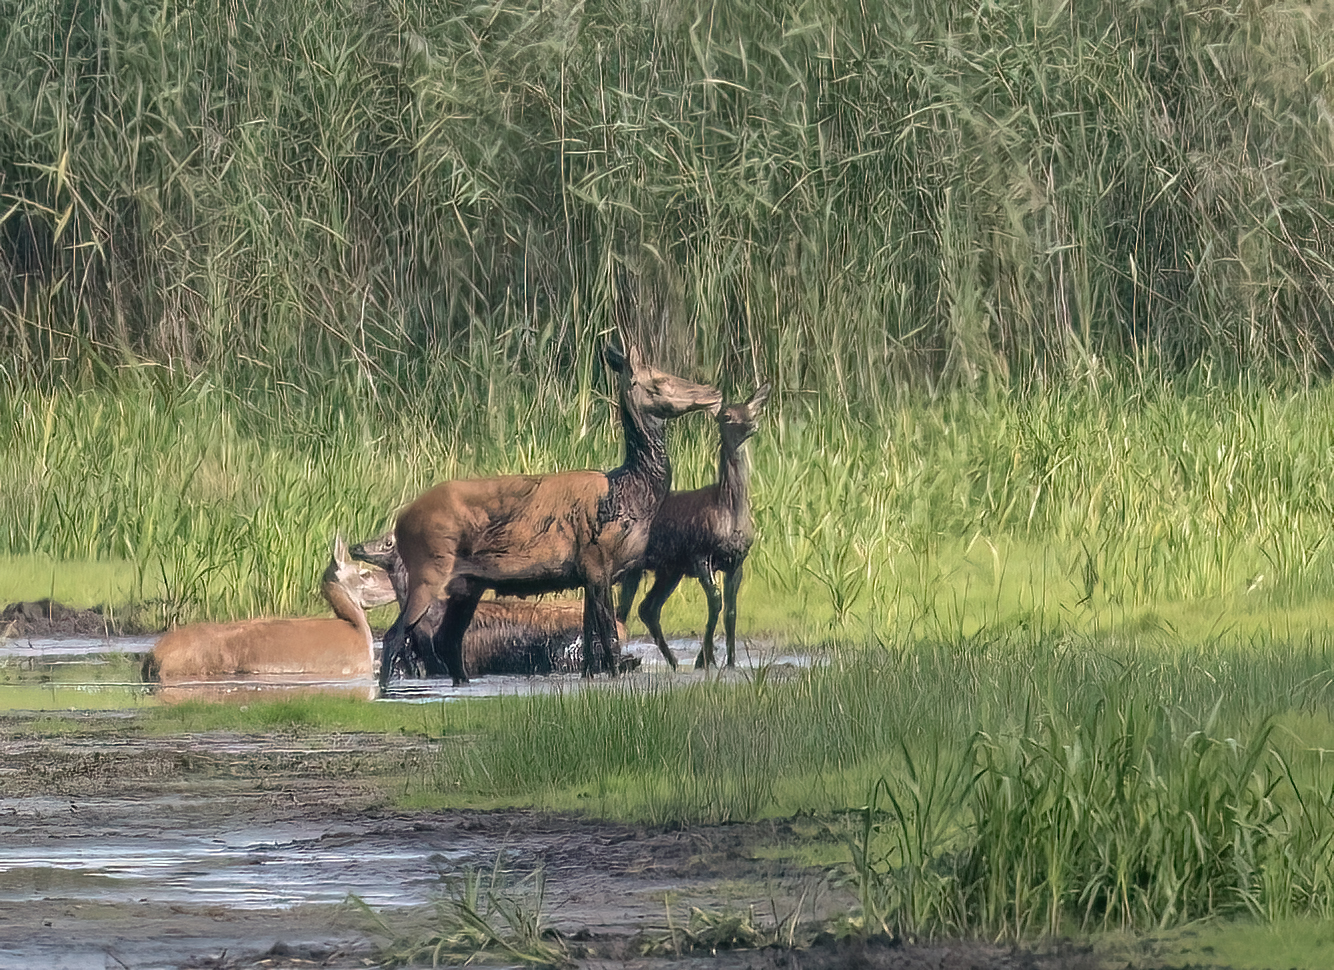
left=0, top=555, right=138, bottom=611
left=9, top=371, right=1334, bottom=648
left=4, top=0, right=1334, bottom=392
left=95, top=627, right=1334, bottom=950
left=1106, top=918, right=1334, bottom=970
left=143, top=693, right=451, bottom=736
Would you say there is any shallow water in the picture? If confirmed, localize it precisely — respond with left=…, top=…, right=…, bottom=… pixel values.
left=0, top=635, right=825, bottom=969
left=0, top=634, right=813, bottom=709
left=0, top=798, right=469, bottom=910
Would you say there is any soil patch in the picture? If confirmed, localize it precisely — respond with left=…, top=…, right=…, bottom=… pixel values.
left=0, top=712, right=1131, bottom=970
left=0, top=599, right=126, bottom=639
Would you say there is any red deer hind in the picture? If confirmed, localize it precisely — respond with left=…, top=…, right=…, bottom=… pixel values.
left=617, top=383, right=770, bottom=669
left=141, top=537, right=395, bottom=683
left=390, top=340, right=722, bottom=686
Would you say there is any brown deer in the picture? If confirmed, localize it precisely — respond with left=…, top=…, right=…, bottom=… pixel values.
left=140, top=537, right=395, bottom=683
left=617, top=383, right=770, bottom=669
left=350, top=531, right=634, bottom=679
left=390, top=340, right=721, bottom=686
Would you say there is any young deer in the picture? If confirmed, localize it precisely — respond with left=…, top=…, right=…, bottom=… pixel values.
left=350, top=531, right=632, bottom=679
left=389, top=340, right=721, bottom=686
left=617, top=383, right=770, bottom=669
left=140, top=537, right=395, bottom=683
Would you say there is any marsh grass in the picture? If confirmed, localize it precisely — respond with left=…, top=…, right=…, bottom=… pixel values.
left=351, top=858, right=570, bottom=969
left=142, top=693, right=451, bottom=736
left=9, top=370, right=1334, bottom=648
left=397, top=630, right=1334, bottom=937
left=3, top=0, right=1332, bottom=394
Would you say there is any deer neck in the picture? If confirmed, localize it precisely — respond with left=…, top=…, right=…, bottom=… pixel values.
left=605, top=401, right=671, bottom=522
left=324, top=581, right=375, bottom=657
left=718, top=439, right=751, bottom=526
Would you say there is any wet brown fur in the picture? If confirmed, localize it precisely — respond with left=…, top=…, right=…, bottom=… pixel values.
left=466, top=599, right=632, bottom=675
left=391, top=342, right=721, bottom=686
left=617, top=384, right=770, bottom=669
left=140, top=538, right=394, bottom=683
left=351, top=532, right=631, bottom=677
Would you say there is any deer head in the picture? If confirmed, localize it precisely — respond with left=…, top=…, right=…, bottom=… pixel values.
left=605, top=337, right=722, bottom=420
left=324, top=536, right=397, bottom=611
left=718, top=382, right=771, bottom=451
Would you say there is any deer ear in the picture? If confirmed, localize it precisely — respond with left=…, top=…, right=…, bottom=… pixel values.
left=333, top=535, right=349, bottom=564
left=748, top=383, right=771, bottom=415
left=627, top=344, right=645, bottom=372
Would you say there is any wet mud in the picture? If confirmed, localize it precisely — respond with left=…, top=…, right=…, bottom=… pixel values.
left=0, top=710, right=1135, bottom=970
left=0, top=610, right=1134, bottom=970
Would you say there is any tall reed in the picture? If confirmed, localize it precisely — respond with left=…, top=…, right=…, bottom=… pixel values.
left=2, top=0, right=1331, bottom=397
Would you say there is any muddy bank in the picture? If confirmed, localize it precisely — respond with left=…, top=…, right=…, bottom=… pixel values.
left=0, top=712, right=1127, bottom=970
left=0, top=600, right=128, bottom=639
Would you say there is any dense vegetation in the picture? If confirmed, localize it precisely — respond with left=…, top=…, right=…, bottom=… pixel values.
left=3, top=0, right=1333, bottom=623
left=6, top=0, right=1334, bottom=948
left=2, top=0, right=1333, bottom=398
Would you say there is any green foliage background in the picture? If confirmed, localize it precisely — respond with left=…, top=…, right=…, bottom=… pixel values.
left=3, top=0, right=1333, bottom=396
left=4, top=0, right=1334, bottom=632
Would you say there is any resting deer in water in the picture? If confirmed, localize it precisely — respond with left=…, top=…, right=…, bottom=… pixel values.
left=617, top=383, right=770, bottom=670
left=141, top=537, right=394, bottom=683
left=351, top=531, right=633, bottom=680
left=389, top=340, right=721, bottom=686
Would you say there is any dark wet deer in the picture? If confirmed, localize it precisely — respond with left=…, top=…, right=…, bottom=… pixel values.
left=350, top=531, right=633, bottom=680
left=617, top=383, right=770, bottom=669
left=141, top=537, right=395, bottom=683
left=389, top=341, right=722, bottom=685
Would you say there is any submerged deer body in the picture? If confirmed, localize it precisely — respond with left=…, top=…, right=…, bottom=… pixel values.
left=617, top=384, right=770, bottom=669
left=141, top=538, right=394, bottom=683
left=389, top=342, right=721, bottom=687
left=351, top=532, right=632, bottom=678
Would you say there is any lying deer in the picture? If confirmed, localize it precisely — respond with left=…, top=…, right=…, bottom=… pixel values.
left=617, top=383, right=770, bottom=669
left=389, top=340, right=721, bottom=686
left=140, top=537, right=394, bottom=683
left=350, top=531, right=633, bottom=679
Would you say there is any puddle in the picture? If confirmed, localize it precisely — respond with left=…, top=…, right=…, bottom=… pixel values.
left=0, top=634, right=814, bottom=710
left=0, top=636, right=834, bottom=970
left=0, top=800, right=470, bottom=909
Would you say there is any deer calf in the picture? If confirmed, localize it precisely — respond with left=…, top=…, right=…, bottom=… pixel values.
left=617, top=383, right=770, bottom=669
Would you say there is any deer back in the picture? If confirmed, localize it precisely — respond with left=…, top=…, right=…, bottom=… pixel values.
left=143, top=539, right=389, bottom=683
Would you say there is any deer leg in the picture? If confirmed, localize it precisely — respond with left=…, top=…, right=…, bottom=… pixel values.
left=435, top=592, right=481, bottom=686
left=691, top=562, right=723, bottom=670
left=378, top=613, right=408, bottom=691
left=722, top=562, right=744, bottom=668
left=413, top=601, right=452, bottom=677
left=616, top=568, right=644, bottom=626
left=392, top=599, right=449, bottom=679
left=637, top=571, right=683, bottom=670
left=586, top=581, right=620, bottom=677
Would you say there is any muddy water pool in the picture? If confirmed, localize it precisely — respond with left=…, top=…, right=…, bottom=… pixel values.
left=0, top=632, right=829, bottom=969
left=0, top=633, right=815, bottom=709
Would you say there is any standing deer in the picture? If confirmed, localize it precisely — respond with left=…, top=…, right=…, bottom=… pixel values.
left=617, top=383, right=770, bottom=669
left=350, top=531, right=633, bottom=679
left=390, top=340, right=721, bottom=686
left=141, top=537, right=395, bottom=683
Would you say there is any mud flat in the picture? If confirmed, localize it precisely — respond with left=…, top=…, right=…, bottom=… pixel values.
left=0, top=706, right=1128, bottom=970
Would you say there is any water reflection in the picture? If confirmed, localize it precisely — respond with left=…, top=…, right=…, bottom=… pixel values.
left=0, top=634, right=813, bottom=710
left=0, top=799, right=473, bottom=909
